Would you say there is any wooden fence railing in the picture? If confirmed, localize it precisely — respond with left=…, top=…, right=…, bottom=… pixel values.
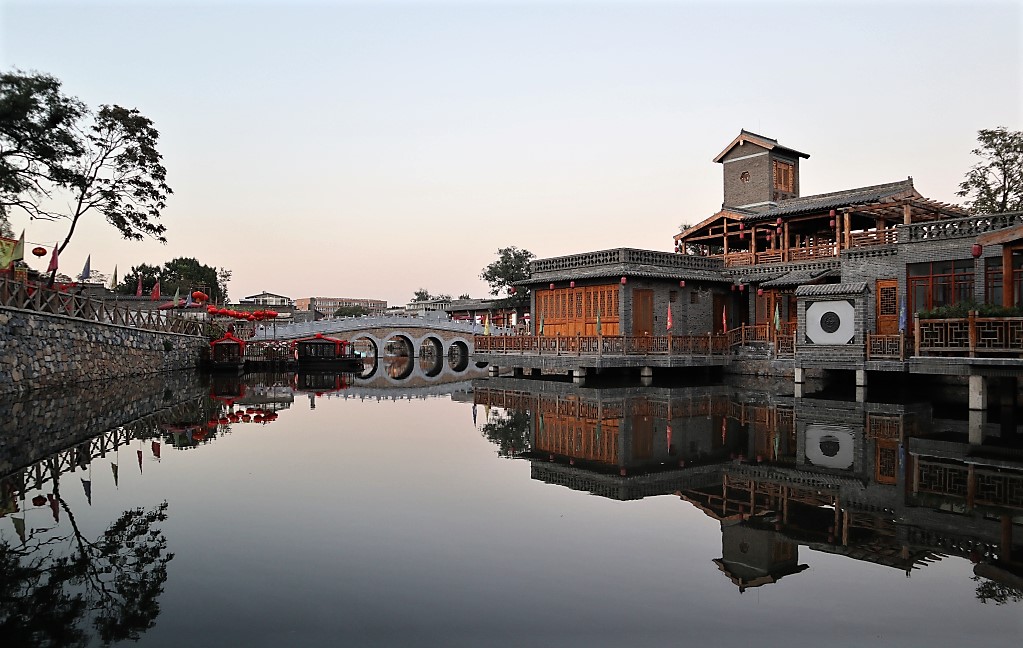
left=914, top=313, right=1023, bottom=357
left=0, top=275, right=204, bottom=336
left=474, top=334, right=731, bottom=356
left=866, top=333, right=907, bottom=360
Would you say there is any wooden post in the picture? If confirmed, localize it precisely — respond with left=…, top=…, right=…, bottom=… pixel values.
left=844, top=212, right=852, bottom=250
left=903, top=203, right=912, bottom=225
left=1003, top=246, right=1014, bottom=308
left=723, top=220, right=729, bottom=254
left=783, top=221, right=790, bottom=262
left=969, top=310, right=977, bottom=357
left=836, top=212, right=843, bottom=254
left=914, top=314, right=921, bottom=356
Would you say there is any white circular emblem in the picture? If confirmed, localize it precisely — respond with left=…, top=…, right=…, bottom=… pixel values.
left=805, top=300, right=855, bottom=345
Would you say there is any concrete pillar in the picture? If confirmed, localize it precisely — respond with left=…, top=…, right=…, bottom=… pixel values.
left=855, top=369, right=868, bottom=387
left=572, top=368, right=589, bottom=386
left=640, top=366, right=653, bottom=387
left=794, top=367, right=805, bottom=384
left=855, top=386, right=866, bottom=403
left=969, top=375, right=987, bottom=411
left=513, top=367, right=524, bottom=377
left=969, top=409, right=987, bottom=445
left=794, top=383, right=804, bottom=399
left=487, top=365, right=500, bottom=377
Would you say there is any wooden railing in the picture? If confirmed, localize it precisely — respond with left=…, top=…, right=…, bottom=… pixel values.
left=775, top=333, right=795, bottom=357
left=0, top=275, right=204, bottom=336
left=474, top=334, right=730, bottom=356
left=788, top=242, right=837, bottom=262
left=914, top=313, right=1023, bottom=357
left=849, top=227, right=898, bottom=247
left=866, top=333, right=907, bottom=360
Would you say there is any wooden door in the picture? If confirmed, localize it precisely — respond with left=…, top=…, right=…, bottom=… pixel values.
left=633, top=289, right=653, bottom=336
left=876, top=280, right=899, bottom=334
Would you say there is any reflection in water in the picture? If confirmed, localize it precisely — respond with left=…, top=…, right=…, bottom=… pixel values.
left=475, top=378, right=1023, bottom=600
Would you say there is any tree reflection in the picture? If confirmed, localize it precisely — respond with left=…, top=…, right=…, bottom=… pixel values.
left=481, top=409, right=532, bottom=457
left=0, top=500, right=173, bottom=647
left=972, top=575, right=1023, bottom=605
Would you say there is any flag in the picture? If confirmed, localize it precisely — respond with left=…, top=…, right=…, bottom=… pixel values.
left=47, top=246, right=59, bottom=272
left=11, top=229, right=24, bottom=262
left=595, top=309, right=602, bottom=336
left=136, top=275, right=142, bottom=296
left=774, top=302, right=781, bottom=332
left=80, top=255, right=91, bottom=282
left=172, top=286, right=180, bottom=307
left=150, top=281, right=160, bottom=301
left=666, top=303, right=673, bottom=331
left=483, top=313, right=491, bottom=336
left=152, top=440, right=161, bottom=460
left=185, top=290, right=193, bottom=308
left=108, top=265, right=117, bottom=290
left=111, top=462, right=119, bottom=487
left=81, top=478, right=92, bottom=506
left=898, top=295, right=907, bottom=332
left=538, top=312, right=544, bottom=336
left=47, top=494, right=59, bottom=522
left=11, top=516, right=25, bottom=543
left=137, top=449, right=144, bottom=473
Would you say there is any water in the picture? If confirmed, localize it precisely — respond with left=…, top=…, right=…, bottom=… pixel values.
left=1, top=367, right=1021, bottom=647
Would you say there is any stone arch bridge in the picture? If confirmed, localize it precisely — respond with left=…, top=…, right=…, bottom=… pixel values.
left=250, top=316, right=511, bottom=359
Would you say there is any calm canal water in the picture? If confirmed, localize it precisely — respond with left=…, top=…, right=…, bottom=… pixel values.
left=1, top=363, right=1021, bottom=647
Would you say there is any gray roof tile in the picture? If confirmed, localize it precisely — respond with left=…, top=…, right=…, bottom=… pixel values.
left=744, top=179, right=915, bottom=222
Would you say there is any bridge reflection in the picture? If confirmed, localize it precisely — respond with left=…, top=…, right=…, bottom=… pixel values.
left=474, top=377, right=1023, bottom=597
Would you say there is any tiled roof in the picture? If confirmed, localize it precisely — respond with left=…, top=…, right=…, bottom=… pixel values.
left=518, top=267, right=730, bottom=284
left=794, top=282, right=868, bottom=297
left=761, top=267, right=840, bottom=288
left=713, top=130, right=810, bottom=163
left=744, top=179, right=916, bottom=222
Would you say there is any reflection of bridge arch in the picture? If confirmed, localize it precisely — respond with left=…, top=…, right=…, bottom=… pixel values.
left=448, top=341, right=470, bottom=372
left=352, top=354, right=485, bottom=389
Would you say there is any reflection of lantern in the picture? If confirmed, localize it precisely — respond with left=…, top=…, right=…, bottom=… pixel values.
left=972, top=243, right=983, bottom=258
left=739, top=284, right=745, bottom=291
left=31, top=246, right=46, bottom=257
left=731, top=284, right=736, bottom=291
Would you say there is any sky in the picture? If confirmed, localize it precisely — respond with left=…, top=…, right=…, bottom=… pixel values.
left=1, top=0, right=1020, bottom=305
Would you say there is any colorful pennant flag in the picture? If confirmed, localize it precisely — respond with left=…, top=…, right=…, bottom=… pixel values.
left=185, top=290, right=193, bottom=308
left=483, top=313, right=491, bottom=336
left=80, top=255, right=91, bottom=282
left=774, top=302, right=781, bottom=332
left=47, top=246, right=59, bottom=273
left=172, top=286, right=180, bottom=307
left=11, top=230, right=24, bottom=262
left=136, top=275, right=143, bottom=296
left=109, top=265, right=118, bottom=290
left=667, top=303, right=673, bottom=331
left=151, top=281, right=160, bottom=301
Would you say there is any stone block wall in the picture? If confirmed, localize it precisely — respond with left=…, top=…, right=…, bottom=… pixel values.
left=0, top=307, right=207, bottom=395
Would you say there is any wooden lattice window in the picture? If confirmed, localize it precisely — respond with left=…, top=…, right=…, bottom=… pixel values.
left=878, top=284, right=898, bottom=317
left=773, top=160, right=794, bottom=193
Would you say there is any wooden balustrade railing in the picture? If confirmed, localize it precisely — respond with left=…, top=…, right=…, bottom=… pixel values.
left=849, top=227, right=899, bottom=247
left=866, top=333, right=907, bottom=360
left=775, top=333, right=795, bottom=357
left=914, top=313, right=1023, bottom=357
left=474, top=333, right=730, bottom=356
left=0, top=275, right=204, bottom=336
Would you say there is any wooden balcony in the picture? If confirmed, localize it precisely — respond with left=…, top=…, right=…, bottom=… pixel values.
left=914, top=313, right=1023, bottom=357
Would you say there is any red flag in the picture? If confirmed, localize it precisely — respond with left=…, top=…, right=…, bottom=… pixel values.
left=136, top=275, right=143, bottom=296
left=666, top=303, right=673, bottom=331
left=152, top=440, right=161, bottom=460
left=47, top=246, right=59, bottom=272
left=151, top=281, right=160, bottom=301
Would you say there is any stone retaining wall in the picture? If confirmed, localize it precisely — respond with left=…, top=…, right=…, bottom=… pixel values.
left=0, top=307, right=206, bottom=395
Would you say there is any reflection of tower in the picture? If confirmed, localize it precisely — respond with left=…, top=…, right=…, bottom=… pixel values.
left=714, top=520, right=808, bottom=592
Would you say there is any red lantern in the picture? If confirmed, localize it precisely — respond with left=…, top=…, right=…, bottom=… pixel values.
left=738, top=223, right=744, bottom=231
left=192, top=291, right=208, bottom=301
left=247, top=314, right=256, bottom=321
left=569, top=281, right=575, bottom=288
left=731, top=284, right=737, bottom=291
left=31, top=246, right=47, bottom=257
left=830, top=219, right=836, bottom=228
left=549, top=283, right=555, bottom=290
left=679, top=280, right=685, bottom=288
left=267, top=310, right=277, bottom=318
left=509, top=286, right=516, bottom=294
left=776, top=227, right=782, bottom=235
left=776, top=217, right=783, bottom=225
left=620, top=276, right=627, bottom=285
left=740, top=232, right=745, bottom=239
left=739, top=284, right=746, bottom=292
left=757, top=288, right=764, bottom=296
left=972, top=243, right=983, bottom=258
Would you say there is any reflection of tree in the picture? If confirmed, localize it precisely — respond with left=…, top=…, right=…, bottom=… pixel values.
left=0, top=499, right=173, bottom=646
left=972, top=575, right=1023, bottom=605
left=481, top=409, right=531, bottom=457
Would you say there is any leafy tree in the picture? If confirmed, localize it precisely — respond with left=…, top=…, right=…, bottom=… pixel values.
left=115, top=258, right=228, bottom=302
left=0, top=209, right=13, bottom=238
left=957, top=127, right=1023, bottom=214
left=0, top=70, right=85, bottom=213
left=480, top=246, right=534, bottom=298
left=972, top=575, right=1023, bottom=605
left=458, top=293, right=470, bottom=300
left=0, top=70, right=171, bottom=254
left=334, top=305, right=369, bottom=317
left=412, top=288, right=431, bottom=302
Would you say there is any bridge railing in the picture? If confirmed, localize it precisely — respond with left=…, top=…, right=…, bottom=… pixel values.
left=253, top=315, right=513, bottom=340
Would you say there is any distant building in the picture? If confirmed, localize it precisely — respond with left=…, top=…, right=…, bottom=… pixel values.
left=406, top=297, right=452, bottom=319
left=294, top=297, right=387, bottom=316
left=240, top=291, right=294, bottom=307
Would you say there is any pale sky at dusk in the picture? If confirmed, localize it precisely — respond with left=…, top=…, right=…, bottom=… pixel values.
left=1, top=0, right=1020, bottom=305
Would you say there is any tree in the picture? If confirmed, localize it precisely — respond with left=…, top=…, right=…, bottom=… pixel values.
left=115, top=258, right=229, bottom=303
left=412, top=288, right=431, bottom=302
left=334, top=305, right=369, bottom=317
left=0, top=70, right=85, bottom=213
left=480, top=246, right=534, bottom=298
left=0, top=70, right=172, bottom=254
left=458, top=293, right=470, bottom=300
left=480, top=409, right=532, bottom=457
left=957, top=127, right=1023, bottom=214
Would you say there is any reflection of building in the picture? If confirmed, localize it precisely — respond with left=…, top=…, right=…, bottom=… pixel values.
left=475, top=378, right=1023, bottom=592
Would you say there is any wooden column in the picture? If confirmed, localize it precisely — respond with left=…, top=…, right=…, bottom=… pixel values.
left=903, top=203, right=912, bottom=225
left=783, top=222, right=790, bottom=262
left=844, top=211, right=852, bottom=249
left=751, top=227, right=758, bottom=256
left=1003, top=246, right=1014, bottom=308
left=836, top=213, right=843, bottom=253
left=723, top=221, right=729, bottom=254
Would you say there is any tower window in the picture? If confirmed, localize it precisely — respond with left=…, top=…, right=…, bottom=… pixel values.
left=773, top=160, right=795, bottom=193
